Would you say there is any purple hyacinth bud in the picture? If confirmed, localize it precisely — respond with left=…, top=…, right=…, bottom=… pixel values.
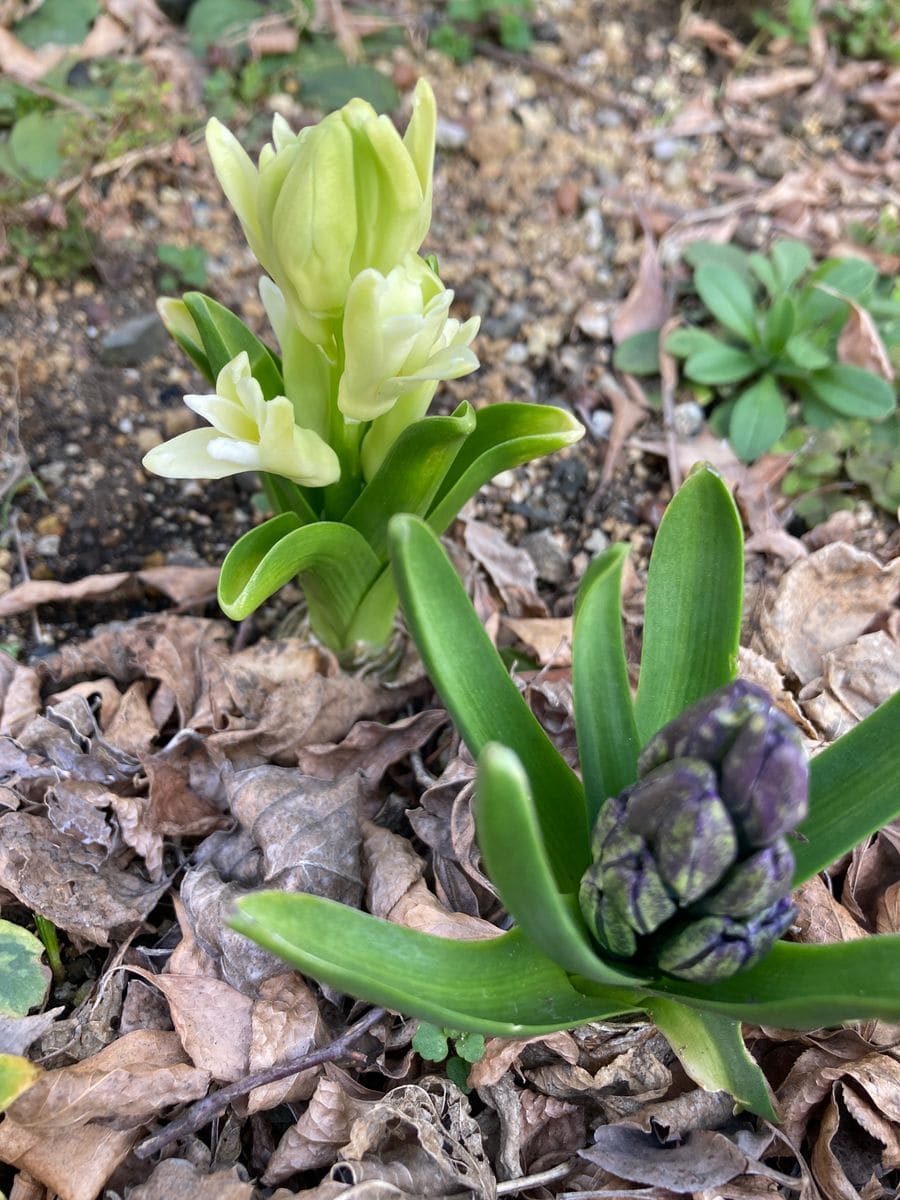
left=597, top=824, right=677, bottom=936
left=636, top=680, right=771, bottom=778
left=624, top=759, right=738, bottom=905
left=700, top=838, right=795, bottom=917
left=656, top=896, right=796, bottom=983
left=719, top=709, right=808, bottom=846
left=579, top=862, right=638, bottom=959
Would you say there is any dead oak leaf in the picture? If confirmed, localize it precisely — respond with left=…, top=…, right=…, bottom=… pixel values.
left=126, top=1159, right=255, bottom=1200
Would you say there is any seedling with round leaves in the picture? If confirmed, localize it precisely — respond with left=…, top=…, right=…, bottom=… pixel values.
left=230, top=465, right=900, bottom=1118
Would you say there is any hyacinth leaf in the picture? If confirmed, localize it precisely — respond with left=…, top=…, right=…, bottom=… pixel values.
left=572, top=544, right=640, bottom=823
left=0, top=920, right=50, bottom=1017
left=231, top=893, right=641, bottom=1034
left=634, top=465, right=743, bottom=743
left=621, top=935, right=900, bottom=1026
left=792, top=690, right=900, bottom=883
left=426, top=402, right=584, bottom=536
left=343, top=402, right=476, bottom=561
left=342, top=566, right=398, bottom=651
left=643, top=1001, right=776, bottom=1120
left=0, top=1055, right=40, bottom=1114
left=218, top=513, right=380, bottom=648
left=182, top=291, right=284, bottom=400
left=389, top=513, right=590, bottom=888
left=474, top=743, right=642, bottom=984
left=259, top=472, right=320, bottom=525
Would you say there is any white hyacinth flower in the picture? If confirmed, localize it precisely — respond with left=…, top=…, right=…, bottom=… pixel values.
left=142, top=352, right=340, bottom=487
left=338, top=254, right=480, bottom=423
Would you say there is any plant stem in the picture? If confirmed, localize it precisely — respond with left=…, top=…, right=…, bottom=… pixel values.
left=34, top=915, right=65, bottom=983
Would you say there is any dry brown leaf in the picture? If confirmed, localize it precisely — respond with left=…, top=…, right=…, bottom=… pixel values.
left=792, top=876, right=869, bottom=944
left=801, top=630, right=900, bottom=740
left=502, top=616, right=572, bottom=666
left=612, top=227, right=669, bottom=344
left=103, top=680, right=158, bottom=755
left=0, top=811, right=168, bottom=945
left=725, top=67, right=817, bottom=105
left=680, top=14, right=746, bottom=62
left=761, top=543, right=900, bottom=686
left=633, top=427, right=745, bottom=488
left=0, top=27, right=66, bottom=82
left=0, top=573, right=130, bottom=617
left=294, top=709, right=447, bottom=788
left=126, top=1159, right=255, bottom=1200
left=363, top=820, right=498, bottom=939
left=0, top=652, right=40, bottom=737
left=129, top=969, right=253, bottom=1084
left=245, top=972, right=326, bottom=1113
left=580, top=1125, right=749, bottom=1191
left=595, top=371, right=650, bottom=486
left=469, top=1031, right=578, bottom=1090
left=463, top=519, right=541, bottom=615
left=6, top=1030, right=209, bottom=1128
left=336, top=1079, right=494, bottom=1197
left=519, top=1089, right=585, bottom=1171
left=265, top=1069, right=378, bottom=1182
left=837, top=303, right=895, bottom=382
left=0, top=1120, right=136, bottom=1200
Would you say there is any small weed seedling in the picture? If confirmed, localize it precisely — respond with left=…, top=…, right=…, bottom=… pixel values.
left=412, top=1022, right=485, bottom=1092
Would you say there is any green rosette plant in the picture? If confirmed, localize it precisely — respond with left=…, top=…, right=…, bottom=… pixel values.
left=142, top=81, right=583, bottom=656
left=228, top=465, right=900, bottom=1118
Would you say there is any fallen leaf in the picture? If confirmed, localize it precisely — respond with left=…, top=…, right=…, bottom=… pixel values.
left=0, top=653, right=40, bottom=738
left=125, top=1159, right=255, bottom=1200
left=612, top=226, right=669, bottom=344
left=580, top=1125, right=749, bottom=1190
left=502, top=616, right=572, bottom=666
left=725, top=67, right=817, bottom=105
left=681, top=14, right=746, bottom=62
left=761, top=543, right=900, bottom=686
left=265, top=1068, right=378, bottom=1182
left=837, top=302, right=895, bottom=381
left=0, top=811, right=168, bottom=946
left=792, top=876, right=869, bottom=945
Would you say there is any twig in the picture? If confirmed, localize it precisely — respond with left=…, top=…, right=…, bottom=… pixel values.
left=9, top=512, right=42, bottom=646
left=134, top=1005, right=387, bottom=1159
left=497, top=1162, right=575, bottom=1193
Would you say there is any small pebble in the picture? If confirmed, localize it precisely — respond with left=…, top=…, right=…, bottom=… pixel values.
left=520, top=529, right=570, bottom=584
left=435, top=117, right=468, bottom=151
left=673, top=401, right=705, bottom=438
left=585, top=529, right=610, bottom=555
left=35, top=535, right=61, bottom=556
left=136, top=428, right=163, bottom=454
left=504, top=342, right=529, bottom=365
left=591, top=410, right=614, bottom=439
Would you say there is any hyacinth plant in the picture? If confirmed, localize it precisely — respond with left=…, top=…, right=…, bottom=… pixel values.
left=143, top=81, right=582, bottom=656
left=231, top=465, right=900, bottom=1119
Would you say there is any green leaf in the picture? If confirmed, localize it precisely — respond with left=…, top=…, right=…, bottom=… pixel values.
left=186, top=0, right=262, bottom=51
left=218, top=513, right=380, bottom=649
left=812, top=256, right=878, bottom=300
left=634, top=465, right=743, bottom=742
left=426, top=403, right=584, bottom=536
left=0, top=1054, right=40, bottom=1114
left=301, top=65, right=399, bottom=115
left=343, top=403, right=475, bottom=561
left=260, top=473, right=319, bottom=525
left=0, top=920, right=49, bottom=1017
left=455, top=1031, right=486, bottom=1062
left=806, top=364, right=896, bottom=420
left=747, top=251, right=779, bottom=297
left=793, top=690, right=900, bottom=883
left=643, top=1001, right=776, bottom=1120
left=729, top=375, right=787, bottom=461
left=781, top=335, right=832, bottom=372
left=182, top=293, right=283, bottom=400
left=231, top=893, right=641, bottom=1034
left=694, top=264, right=760, bottom=344
left=771, top=240, right=812, bottom=291
left=664, top=327, right=723, bottom=359
left=14, top=0, right=99, bottom=47
left=573, top=544, right=640, bottom=824
left=389, top=514, right=589, bottom=888
left=8, top=111, right=74, bottom=182
left=683, top=344, right=760, bottom=386
left=762, top=294, right=795, bottom=354
left=633, top=936, right=900, bottom=1028
left=682, top=242, right=753, bottom=283
left=412, top=1022, right=450, bottom=1061
left=613, top=330, right=660, bottom=375
left=474, top=744, right=640, bottom=984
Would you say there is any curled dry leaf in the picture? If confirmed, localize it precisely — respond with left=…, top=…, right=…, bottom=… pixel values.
left=519, top=1089, right=586, bottom=1172
left=801, top=630, right=900, bottom=740
left=0, top=652, right=40, bottom=738
left=837, top=302, right=895, bottom=382
left=0, top=1032, right=210, bottom=1200
left=336, top=1078, right=494, bottom=1199
left=293, top=709, right=448, bottom=789
left=792, top=876, right=869, bottom=945
left=680, top=14, right=746, bottom=62
left=0, top=566, right=219, bottom=619
left=581, top=1125, right=750, bottom=1192
left=463, top=519, right=542, bottom=617
left=611, top=226, right=669, bottom=345
left=468, top=1031, right=579, bottom=1090
left=125, top=1158, right=255, bottom=1200
left=265, top=1068, right=380, bottom=1182
left=362, top=820, right=498, bottom=940
left=0, top=811, right=168, bottom=946
left=502, top=616, right=573, bottom=667
left=725, top=67, right=817, bottom=105
left=762, top=543, right=900, bottom=688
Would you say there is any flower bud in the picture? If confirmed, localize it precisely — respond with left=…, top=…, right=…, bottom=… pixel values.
left=337, top=254, right=479, bottom=422
left=655, top=896, right=795, bottom=983
left=579, top=681, right=808, bottom=984
left=206, top=80, right=436, bottom=340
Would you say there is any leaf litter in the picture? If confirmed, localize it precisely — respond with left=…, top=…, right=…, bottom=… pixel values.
left=2, top=0, right=900, bottom=1197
